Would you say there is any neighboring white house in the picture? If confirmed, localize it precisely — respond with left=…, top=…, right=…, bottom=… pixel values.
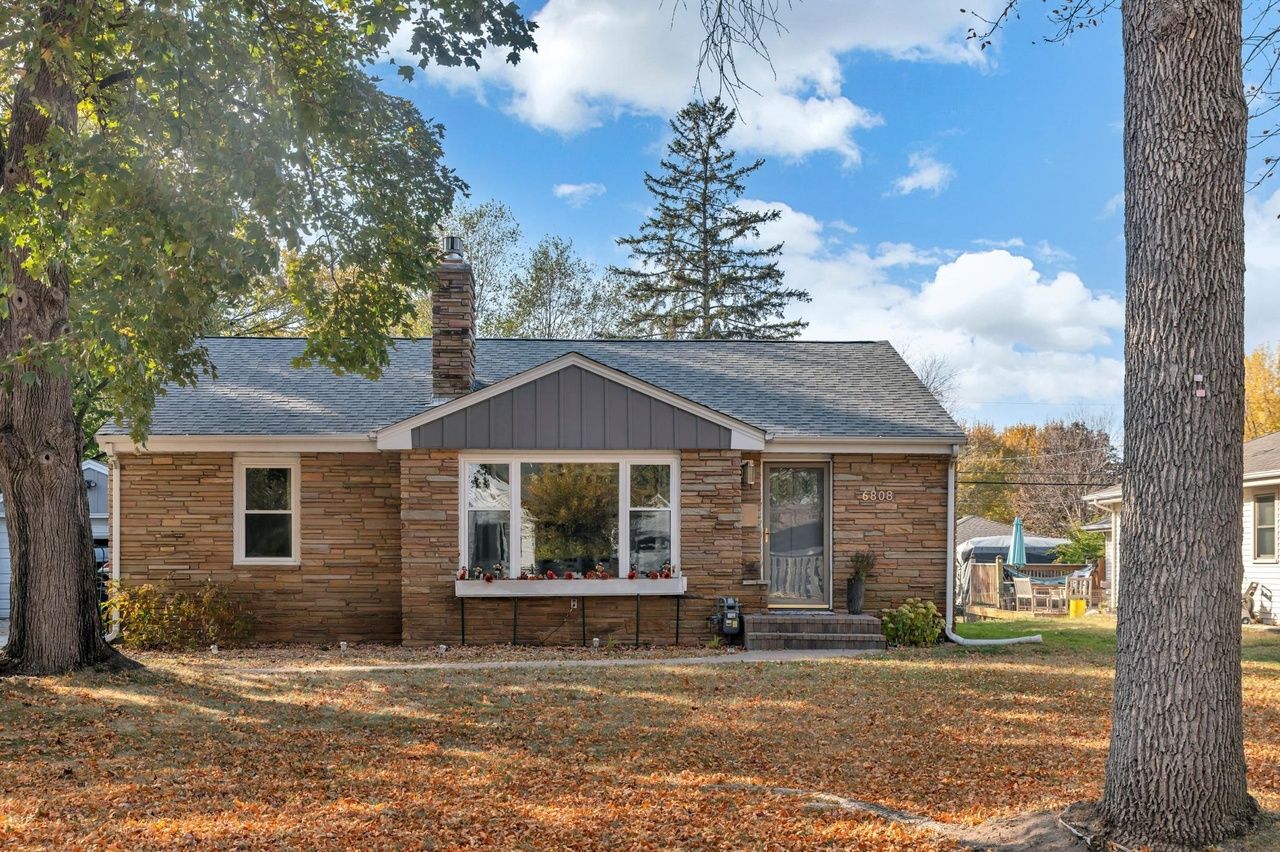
left=0, top=459, right=110, bottom=619
left=1084, top=431, right=1280, bottom=622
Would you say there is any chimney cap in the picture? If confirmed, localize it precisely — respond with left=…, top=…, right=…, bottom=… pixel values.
left=441, top=235, right=464, bottom=261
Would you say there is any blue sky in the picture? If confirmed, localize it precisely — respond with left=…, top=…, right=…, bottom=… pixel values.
left=381, top=1, right=1280, bottom=431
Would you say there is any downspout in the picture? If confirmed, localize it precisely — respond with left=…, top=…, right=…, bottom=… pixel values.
left=105, top=450, right=121, bottom=642
left=944, top=444, right=1042, bottom=646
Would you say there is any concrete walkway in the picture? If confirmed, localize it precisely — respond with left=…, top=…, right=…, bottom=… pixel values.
left=243, top=647, right=881, bottom=675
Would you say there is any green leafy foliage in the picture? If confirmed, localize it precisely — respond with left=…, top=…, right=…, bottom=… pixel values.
left=1, top=1, right=536, bottom=440
left=1054, top=525, right=1106, bottom=564
left=105, top=582, right=255, bottom=650
left=491, top=236, right=625, bottom=338
left=881, top=598, right=944, bottom=647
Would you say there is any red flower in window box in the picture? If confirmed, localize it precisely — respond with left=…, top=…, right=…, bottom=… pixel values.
left=628, top=570, right=637, bottom=580
left=457, top=568, right=467, bottom=580
left=544, top=570, right=557, bottom=580
left=483, top=572, right=495, bottom=583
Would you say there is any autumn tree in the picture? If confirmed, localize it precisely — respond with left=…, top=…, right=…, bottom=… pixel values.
left=610, top=98, right=810, bottom=339
left=955, top=423, right=1018, bottom=522
left=956, top=418, right=1117, bottom=534
left=1245, top=342, right=1280, bottom=440
left=0, top=1, right=534, bottom=675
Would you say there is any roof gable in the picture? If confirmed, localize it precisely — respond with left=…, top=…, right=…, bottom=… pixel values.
left=378, top=353, right=765, bottom=451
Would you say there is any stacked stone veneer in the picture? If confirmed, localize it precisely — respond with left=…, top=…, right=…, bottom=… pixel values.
left=115, top=449, right=948, bottom=645
left=831, top=454, right=950, bottom=613
left=431, top=261, right=475, bottom=397
left=116, top=452, right=401, bottom=642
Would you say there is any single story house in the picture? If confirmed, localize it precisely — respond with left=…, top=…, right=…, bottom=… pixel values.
left=97, top=245, right=965, bottom=646
left=1084, top=430, right=1280, bottom=622
left=1, top=459, right=110, bottom=620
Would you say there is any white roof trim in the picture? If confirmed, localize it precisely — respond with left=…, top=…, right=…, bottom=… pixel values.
left=763, top=438, right=962, bottom=455
left=375, top=351, right=767, bottom=451
left=98, top=434, right=377, bottom=454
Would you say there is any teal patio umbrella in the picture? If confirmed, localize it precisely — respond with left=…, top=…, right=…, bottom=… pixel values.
left=1007, top=516, right=1028, bottom=567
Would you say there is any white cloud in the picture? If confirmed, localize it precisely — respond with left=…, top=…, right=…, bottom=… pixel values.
left=889, top=152, right=955, bottom=196
left=741, top=201, right=1125, bottom=407
left=1245, top=184, right=1280, bottom=348
left=973, top=237, right=1025, bottom=249
left=1033, top=240, right=1075, bottom=266
left=410, top=0, right=1001, bottom=162
left=552, top=181, right=607, bottom=207
left=1102, top=192, right=1124, bottom=218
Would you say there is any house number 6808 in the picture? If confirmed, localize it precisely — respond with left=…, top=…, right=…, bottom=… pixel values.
left=860, top=489, right=894, bottom=502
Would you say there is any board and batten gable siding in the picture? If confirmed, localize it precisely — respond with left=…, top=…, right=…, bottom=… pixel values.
left=411, top=364, right=733, bottom=450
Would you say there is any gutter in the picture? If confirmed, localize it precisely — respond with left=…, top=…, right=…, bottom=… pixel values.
left=944, top=444, right=1042, bottom=646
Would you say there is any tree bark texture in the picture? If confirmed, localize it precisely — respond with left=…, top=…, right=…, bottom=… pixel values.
left=1101, top=0, right=1257, bottom=845
left=0, top=2, right=128, bottom=675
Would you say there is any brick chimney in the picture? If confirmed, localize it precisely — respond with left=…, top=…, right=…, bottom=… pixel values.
left=432, top=235, right=475, bottom=398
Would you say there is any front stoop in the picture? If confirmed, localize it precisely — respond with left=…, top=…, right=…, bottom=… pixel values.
left=743, top=612, right=886, bottom=651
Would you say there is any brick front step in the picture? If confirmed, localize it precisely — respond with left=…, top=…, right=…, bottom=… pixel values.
left=743, top=612, right=886, bottom=650
left=745, top=631, right=887, bottom=651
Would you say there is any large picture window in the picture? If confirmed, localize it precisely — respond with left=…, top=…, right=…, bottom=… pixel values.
left=234, top=456, right=299, bottom=564
left=459, top=456, right=677, bottom=578
left=521, top=463, right=620, bottom=576
left=1257, top=494, right=1276, bottom=561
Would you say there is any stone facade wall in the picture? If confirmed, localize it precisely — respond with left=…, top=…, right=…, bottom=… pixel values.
left=831, top=453, right=950, bottom=614
left=116, top=452, right=401, bottom=642
left=117, top=448, right=949, bottom=646
left=399, top=450, right=463, bottom=645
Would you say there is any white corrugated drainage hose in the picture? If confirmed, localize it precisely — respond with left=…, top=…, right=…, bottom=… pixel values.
left=944, top=448, right=1042, bottom=646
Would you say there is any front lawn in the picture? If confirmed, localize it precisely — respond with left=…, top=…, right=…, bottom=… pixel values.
left=3, top=621, right=1279, bottom=849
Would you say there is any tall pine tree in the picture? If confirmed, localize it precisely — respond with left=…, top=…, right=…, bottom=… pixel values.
left=611, top=98, right=809, bottom=339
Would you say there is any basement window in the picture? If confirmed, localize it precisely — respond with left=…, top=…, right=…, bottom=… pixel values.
left=234, top=456, right=300, bottom=565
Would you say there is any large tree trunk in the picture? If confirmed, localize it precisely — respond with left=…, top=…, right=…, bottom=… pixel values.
left=0, top=2, right=134, bottom=675
left=1099, top=0, right=1257, bottom=844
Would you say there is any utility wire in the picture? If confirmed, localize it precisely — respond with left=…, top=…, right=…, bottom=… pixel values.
left=958, top=480, right=1117, bottom=486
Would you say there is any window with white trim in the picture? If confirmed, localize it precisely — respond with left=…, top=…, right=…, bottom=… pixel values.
left=629, top=464, right=672, bottom=574
left=466, top=463, right=511, bottom=571
left=1256, top=494, right=1276, bottom=561
left=235, top=456, right=300, bottom=564
left=460, top=456, right=677, bottom=579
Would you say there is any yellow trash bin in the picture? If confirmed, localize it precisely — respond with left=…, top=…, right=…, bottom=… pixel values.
left=1068, top=598, right=1086, bottom=618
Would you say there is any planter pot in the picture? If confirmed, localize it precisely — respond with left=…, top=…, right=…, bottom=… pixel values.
left=846, top=575, right=866, bottom=615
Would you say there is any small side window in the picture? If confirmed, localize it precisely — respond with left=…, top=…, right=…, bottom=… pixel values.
left=235, top=457, right=299, bottom=564
left=1256, top=495, right=1276, bottom=561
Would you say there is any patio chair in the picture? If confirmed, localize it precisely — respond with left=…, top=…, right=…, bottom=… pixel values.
left=1013, top=577, right=1035, bottom=612
left=1038, top=584, right=1066, bottom=613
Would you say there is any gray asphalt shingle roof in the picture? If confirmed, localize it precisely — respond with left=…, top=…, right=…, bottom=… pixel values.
left=1245, top=431, right=1280, bottom=477
left=101, top=337, right=964, bottom=441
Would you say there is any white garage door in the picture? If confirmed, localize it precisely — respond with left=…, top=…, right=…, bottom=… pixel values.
left=0, top=525, right=9, bottom=619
